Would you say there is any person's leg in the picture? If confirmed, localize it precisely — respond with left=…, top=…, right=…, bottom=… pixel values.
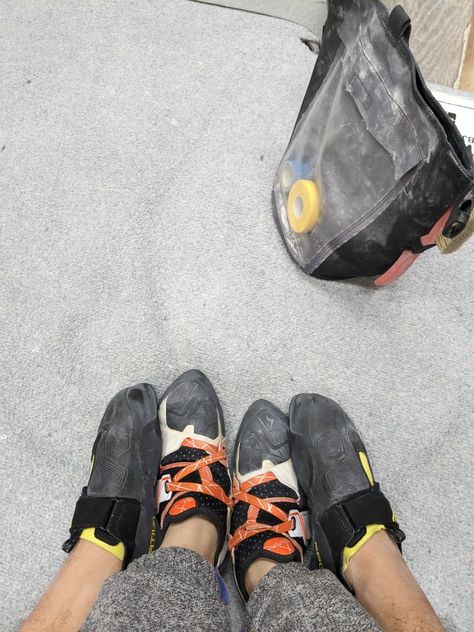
left=247, top=564, right=380, bottom=632
left=245, top=531, right=442, bottom=632
left=27, top=515, right=224, bottom=632
left=20, top=541, right=121, bottom=632
left=82, top=545, right=230, bottom=632
left=289, top=393, right=444, bottom=632
left=21, top=383, right=161, bottom=632
left=344, top=530, right=444, bottom=632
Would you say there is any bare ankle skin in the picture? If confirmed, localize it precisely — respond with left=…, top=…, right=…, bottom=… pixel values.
left=20, top=540, right=121, bottom=632
left=161, top=515, right=219, bottom=565
left=344, top=531, right=444, bottom=632
left=245, top=558, right=278, bottom=595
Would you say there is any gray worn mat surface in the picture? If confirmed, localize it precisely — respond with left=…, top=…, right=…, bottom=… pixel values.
left=0, top=1, right=473, bottom=630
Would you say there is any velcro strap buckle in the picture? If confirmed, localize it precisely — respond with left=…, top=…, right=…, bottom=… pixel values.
left=319, top=485, right=404, bottom=562
left=62, top=495, right=140, bottom=557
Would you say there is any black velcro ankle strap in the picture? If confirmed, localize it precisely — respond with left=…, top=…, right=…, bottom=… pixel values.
left=62, top=495, right=140, bottom=566
left=319, top=485, right=405, bottom=564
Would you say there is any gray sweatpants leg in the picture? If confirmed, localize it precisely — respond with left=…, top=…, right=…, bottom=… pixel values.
left=83, top=550, right=379, bottom=632
left=247, top=563, right=381, bottom=632
left=82, top=547, right=231, bottom=632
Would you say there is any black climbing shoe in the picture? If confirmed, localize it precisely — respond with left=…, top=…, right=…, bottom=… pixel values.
left=230, top=400, right=308, bottom=601
left=289, top=394, right=405, bottom=579
left=63, top=383, right=161, bottom=568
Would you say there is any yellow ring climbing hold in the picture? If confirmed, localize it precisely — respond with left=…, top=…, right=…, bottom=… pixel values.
left=287, top=179, right=320, bottom=234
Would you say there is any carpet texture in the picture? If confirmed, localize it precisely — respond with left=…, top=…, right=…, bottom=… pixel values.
left=0, top=1, right=473, bottom=630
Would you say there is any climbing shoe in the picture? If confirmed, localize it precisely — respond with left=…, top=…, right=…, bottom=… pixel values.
left=156, top=370, right=232, bottom=567
left=229, top=400, right=309, bottom=601
left=63, top=383, right=161, bottom=568
left=289, top=394, right=405, bottom=581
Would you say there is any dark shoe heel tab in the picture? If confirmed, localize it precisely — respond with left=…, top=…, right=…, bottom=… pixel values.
left=62, top=496, right=141, bottom=568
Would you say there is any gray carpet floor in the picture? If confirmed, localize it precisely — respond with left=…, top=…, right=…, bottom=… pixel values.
left=0, top=1, right=473, bottom=630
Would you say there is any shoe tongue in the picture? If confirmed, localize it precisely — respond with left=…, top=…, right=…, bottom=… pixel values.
left=248, top=479, right=298, bottom=526
left=161, top=445, right=207, bottom=483
left=162, top=445, right=208, bottom=468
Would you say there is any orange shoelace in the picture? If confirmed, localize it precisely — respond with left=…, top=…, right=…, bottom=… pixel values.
left=228, top=471, right=304, bottom=557
left=158, top=437, right=232, bottom=526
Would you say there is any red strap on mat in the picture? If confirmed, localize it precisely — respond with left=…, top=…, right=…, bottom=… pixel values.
left=374, top=209, right=452, bottom=286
